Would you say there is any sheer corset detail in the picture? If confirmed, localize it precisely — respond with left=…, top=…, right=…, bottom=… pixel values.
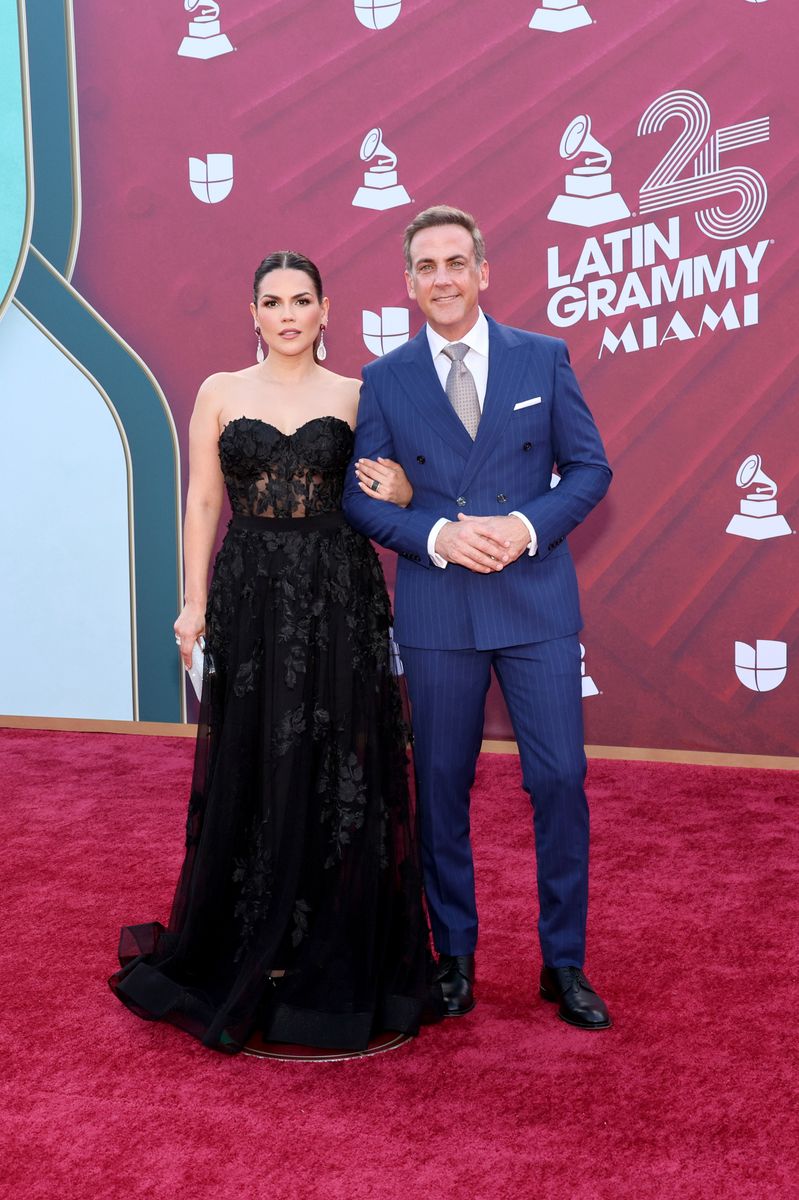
left=110, top=409, right=439, bottom=1054
left=219, top=415, right=353, bottom=518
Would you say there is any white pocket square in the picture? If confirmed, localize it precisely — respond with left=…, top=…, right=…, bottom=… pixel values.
left=514, top=396, right=542, bottom=411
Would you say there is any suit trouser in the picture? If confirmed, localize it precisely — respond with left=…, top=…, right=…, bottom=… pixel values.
left=399, top=634, right=589, bottom=968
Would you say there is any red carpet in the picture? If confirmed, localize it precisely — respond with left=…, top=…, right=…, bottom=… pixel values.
left=1, top=728, right=797, bottom=1199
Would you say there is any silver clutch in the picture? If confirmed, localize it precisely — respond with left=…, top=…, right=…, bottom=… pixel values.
left=186, top=637, right=205, bottom=701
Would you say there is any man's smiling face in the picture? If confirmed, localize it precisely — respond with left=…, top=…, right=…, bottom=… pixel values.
left=405, top=224, right=489, bottom=341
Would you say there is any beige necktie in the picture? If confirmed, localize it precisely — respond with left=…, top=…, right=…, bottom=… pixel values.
left=442, top=343, right=481, bottom=439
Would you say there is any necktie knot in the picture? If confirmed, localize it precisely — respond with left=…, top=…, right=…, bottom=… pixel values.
left=442, top=342, right=469, bottom=364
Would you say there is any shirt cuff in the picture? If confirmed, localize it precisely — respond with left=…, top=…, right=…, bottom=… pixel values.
left=510, top=511, right=538, bottom=557
left=428, top=518, right=449, bottom=568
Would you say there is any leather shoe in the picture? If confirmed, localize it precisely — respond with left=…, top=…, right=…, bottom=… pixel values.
left=435, top=953, right=475, bottom=1017
left=540, top=966, right=612, bottom=1030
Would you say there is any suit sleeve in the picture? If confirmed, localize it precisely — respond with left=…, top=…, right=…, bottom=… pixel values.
left=514, top=340, right=611, bottom=560
left=342, top=366, right=439, bottom=567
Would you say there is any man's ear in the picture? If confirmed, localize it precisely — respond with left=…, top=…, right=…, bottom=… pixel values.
left=405, top=269, right=416, bottom=300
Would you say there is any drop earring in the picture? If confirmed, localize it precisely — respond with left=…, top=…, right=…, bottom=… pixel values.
left=317, top=324, right=327, bottom=362
left=255, top=328, right=264, bottom=364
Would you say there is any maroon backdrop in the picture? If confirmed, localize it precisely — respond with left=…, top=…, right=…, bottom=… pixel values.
left=71, top=0, right=798, bottom=755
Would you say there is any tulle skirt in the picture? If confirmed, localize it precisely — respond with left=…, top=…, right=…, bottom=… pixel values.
left=110, top=513, right=438, bottom=1053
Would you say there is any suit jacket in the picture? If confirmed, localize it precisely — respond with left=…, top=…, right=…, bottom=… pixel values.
left=342, top=314, right=611, bottom=651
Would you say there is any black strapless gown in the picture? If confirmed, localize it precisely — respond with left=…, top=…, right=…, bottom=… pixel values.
left=110, top=416, right=437, bottom=1053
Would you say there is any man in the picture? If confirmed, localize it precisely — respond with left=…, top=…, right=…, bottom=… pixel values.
left=342, top=206, right=612, bottom=1029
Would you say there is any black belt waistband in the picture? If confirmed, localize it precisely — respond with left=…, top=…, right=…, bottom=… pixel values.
left=230, top=512, right=347, bottom=533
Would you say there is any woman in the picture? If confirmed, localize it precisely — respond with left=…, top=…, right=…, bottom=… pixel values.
left=110, top=251, right=438, bottom=1054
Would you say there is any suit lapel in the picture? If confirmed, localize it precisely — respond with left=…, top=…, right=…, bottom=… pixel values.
left=388, top=326, right=474, bottom=459
left=459, top=318, right=528, bottom=491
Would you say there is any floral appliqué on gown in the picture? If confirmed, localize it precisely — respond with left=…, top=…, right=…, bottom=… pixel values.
left=110, top=416, right=436, bottom=1052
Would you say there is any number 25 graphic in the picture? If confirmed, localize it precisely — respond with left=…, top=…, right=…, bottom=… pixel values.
left=638, top=90, right=769, bottom=241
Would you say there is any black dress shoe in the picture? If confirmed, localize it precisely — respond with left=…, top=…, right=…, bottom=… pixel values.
left=540, top=966, right=612, bottom=1030
left=435, top=953, right=475, bottom=1017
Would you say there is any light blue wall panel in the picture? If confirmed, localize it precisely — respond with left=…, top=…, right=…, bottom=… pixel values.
left=0, top=303, right=134, bottom=719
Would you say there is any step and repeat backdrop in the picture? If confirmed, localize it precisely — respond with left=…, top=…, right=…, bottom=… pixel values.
left=1, top=0, right=797, bottom=755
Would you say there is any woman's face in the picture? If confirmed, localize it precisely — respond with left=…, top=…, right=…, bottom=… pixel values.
left=250, top=268, right=329, bottom=359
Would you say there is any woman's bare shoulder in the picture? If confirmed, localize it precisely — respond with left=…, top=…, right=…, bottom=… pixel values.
left=195, top=368, right=259, bottom=414
left=319, top=369, right=360, bottom=397
left=197, top=366, right=259, bottom=395
left=317, top=370, right=360, bottom=425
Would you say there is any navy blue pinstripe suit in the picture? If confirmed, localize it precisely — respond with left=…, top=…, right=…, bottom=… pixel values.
left=342, top=315, right=611, bottom=967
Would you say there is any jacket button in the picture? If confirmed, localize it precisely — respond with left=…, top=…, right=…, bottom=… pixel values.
left=416, top=455, right=426, bottom=464
left=497, top=494, right=507, bottom=503
left=523, top=442, right=532, bottom=451
left=456, top=496, right=467, bottom=507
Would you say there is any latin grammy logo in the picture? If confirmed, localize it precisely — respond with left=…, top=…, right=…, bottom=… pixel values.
left=548, top=115, right=630, bottom=227
left=725, top=454, right=792, bottom=540
left=362, top=307, right=409, bottom=356
left=529, top=0, right=592, bottom=33
left=354, top=0, right=402, bottom=29
left=189, top=154, right=234, bottom=203
left=580, top=644, right=599, bottom=698
left=734, top=640, right=787, bottom=692
left=178, top=0, right=234, bottom=59
left=352, top=128, right=411, bottom=210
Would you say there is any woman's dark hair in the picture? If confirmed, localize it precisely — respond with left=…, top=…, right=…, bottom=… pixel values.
left=253, top=251, right=324, bottom=304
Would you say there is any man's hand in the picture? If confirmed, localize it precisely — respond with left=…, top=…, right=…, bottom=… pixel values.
left=434, top=516, right=518, bottom=573
left=456, top=515, right=530, bottom=564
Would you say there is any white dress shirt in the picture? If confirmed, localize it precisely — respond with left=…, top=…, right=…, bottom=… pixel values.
left=424, top=311, right=538, bottom=566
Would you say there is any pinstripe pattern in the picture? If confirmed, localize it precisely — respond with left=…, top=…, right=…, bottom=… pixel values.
left=344, top=317, right=609, bottom=964
left=402, top=636, right=588, bottom=965
left=494, top=637, right=588, bottom=966
left=399, top=646, right=492, bottom=955
left=342, top=316, right=612, bottom=649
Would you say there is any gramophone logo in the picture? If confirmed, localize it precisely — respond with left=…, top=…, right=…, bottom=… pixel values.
left=178, top=0, right=234, bottom=59
left=352, top=128, right=411, bottom=210
left=726, top=454, right=792, bottom=540
left=354, top=0, right=402, bottom=29
left=363, top=308, right=409, bottom=356
left=548, top=115, right=630, bottom=228
left=580, top=643, right=599, bottom=698
left=734, top=640, right=787, bottom=692
left=189, top=154, right=234, bottom=204
left=530, top=0, right=592, bottom=33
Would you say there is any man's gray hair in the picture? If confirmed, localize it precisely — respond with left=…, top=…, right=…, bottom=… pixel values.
left=403, top=205, right=486, bottom=272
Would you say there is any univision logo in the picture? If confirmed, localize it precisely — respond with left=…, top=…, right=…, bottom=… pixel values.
left=734, top=640, right=787, bottom=692
left=354, top=0, right=402, bottom=29
left=188, top=154, right=234, bottom=204
left=362, top=307, right=409, bottom=356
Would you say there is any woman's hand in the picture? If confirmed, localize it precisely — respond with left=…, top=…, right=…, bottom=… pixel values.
left=355, top=457, right=413, bottom=507
left=174, top=602, right=205, bottom=670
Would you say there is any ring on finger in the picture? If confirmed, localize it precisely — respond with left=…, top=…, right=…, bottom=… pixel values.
left=370, top=479, right=380, bottom=492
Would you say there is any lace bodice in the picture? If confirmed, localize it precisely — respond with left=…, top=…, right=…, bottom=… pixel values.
left=218, top=415, right=354, bottom=517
